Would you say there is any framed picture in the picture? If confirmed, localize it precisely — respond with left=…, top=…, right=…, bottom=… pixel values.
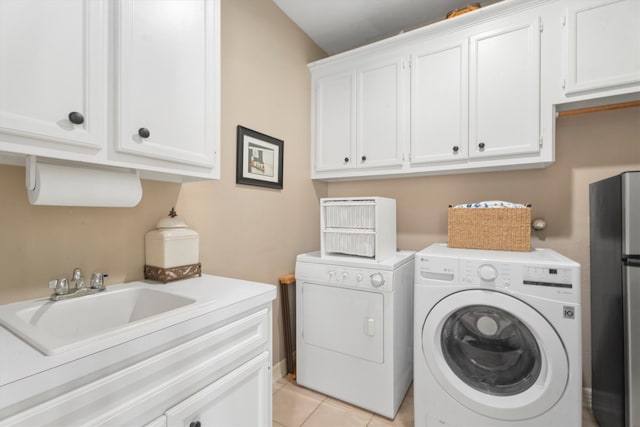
left=236, top=126, right=284, bottom=189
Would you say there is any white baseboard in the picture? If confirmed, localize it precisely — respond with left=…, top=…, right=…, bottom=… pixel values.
left=273, top=358, right=288, bottom=383
left=583, top=387, right=593, bottom=409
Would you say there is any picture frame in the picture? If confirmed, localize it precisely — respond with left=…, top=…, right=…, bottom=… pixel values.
left=236, top=125, right=284, bottom=189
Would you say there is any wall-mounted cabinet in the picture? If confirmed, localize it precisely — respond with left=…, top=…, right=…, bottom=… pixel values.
left=409, top=13, right=542, bottom=168
left=0, top=0, right=220, bottom=182
left=310, top=0, right=639, bottom=182
left=313, top=54, right=404, bottom=174
left=310, top=1, right=551, bottom=181
left=468, top=16, right=542, bottom=160
left=0, top=0, right=108, bottom=156
left=563, top=0, right=640, bottom=96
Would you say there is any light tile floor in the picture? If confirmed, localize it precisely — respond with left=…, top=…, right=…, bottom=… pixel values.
left=273, top=376, right=600, bottom=427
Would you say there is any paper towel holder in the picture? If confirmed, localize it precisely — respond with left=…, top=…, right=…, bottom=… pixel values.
left=24, top=156, right=143, bottom=207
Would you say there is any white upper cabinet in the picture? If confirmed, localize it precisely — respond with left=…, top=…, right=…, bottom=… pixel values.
left=115, top=0, right=218, bottom=169
left=312, top=54, right=404, bottom=175
left=410, top=37, right=468, bottom=165
left=563, top=0, right=640, bottom=95
left=356, top=57, right=404, bottom=169
left=0, top=0, right=220, bottom=181
left=469, top=16, right=541, bottom=159
left=0, top=0, right=107, bottom=154
left=310, top=0, right=559, bottom=181
left=313, top=71, right=355, bottom=172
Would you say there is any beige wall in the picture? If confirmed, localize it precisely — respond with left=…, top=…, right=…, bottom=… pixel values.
left=0, top=0, right=638, bottom=390
left=0, top=0, right=327, bottom=369
left=327, top=106, right=640, bottom=388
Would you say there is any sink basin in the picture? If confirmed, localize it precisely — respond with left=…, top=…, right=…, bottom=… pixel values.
left=0, top=287, right=196, bottom=355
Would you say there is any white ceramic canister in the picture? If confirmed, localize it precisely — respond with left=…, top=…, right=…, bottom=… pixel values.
left=145, top=209, right=199, bottom=269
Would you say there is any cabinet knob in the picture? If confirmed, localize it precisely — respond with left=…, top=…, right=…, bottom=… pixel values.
left=361, top=155, right=367, bottom=162
left=452, top=146, right=459, bottom=153
left=189, top=422, right=201, bottom=427
left=138, top=128, right=151, bottom=139
left=478, top=142, right=486, bottom=150
left=68, top=112, right=84, bottom=125
left=344, top=157, right=350, bottom=163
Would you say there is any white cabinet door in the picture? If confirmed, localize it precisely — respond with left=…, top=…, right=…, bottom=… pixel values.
left=357, top=57, right=404, bottom=169
left=116, top=0, right=219, bottom=168
left=0, top=0, right=107, bottom=150
left=313, top=72, right=356, bottom=172
left=469, top=16, right=541, bottom=159
left=410, top=39, right=468, bottom=165
left=165, top=352, right=271, bottom=427
left=564, top=0, right=640, bottom=94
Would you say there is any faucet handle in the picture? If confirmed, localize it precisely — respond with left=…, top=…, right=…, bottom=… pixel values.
left=90, top=272, right=108, bottom=290
left=49, top=278, right=69, bottom=295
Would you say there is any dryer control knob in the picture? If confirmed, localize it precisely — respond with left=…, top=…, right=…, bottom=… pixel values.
left=478, top=264, right=498, bottom=281
left=328, top=270, right=336, bottom=279
left=370, top=273, right=385, bottom=288
left=356, top=273, right=364, bottom=282
left=342, top=271, right=349, bottom=280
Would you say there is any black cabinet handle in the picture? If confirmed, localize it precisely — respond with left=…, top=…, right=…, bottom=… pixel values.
left=344, top=157, right=350, bottom=163
left=138, top=128, right=151, bottom=139
left=478, top=142, right=485, bottom=149
left=452, top=146, right=459, bottom=153
left=361, top=155, right=367, bottom=162
left=68, top=112, right=84, bottom=125
left=189, top=422, right=201, bottom=427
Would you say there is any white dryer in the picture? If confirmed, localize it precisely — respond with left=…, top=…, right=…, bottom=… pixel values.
left=414, top=244, right=581, bottom=427
left=295, top=251, right=414, bottom=418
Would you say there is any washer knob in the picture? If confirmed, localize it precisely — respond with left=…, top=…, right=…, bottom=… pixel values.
left=342, top=271, right=349, bottom=280
left=328, top=270, right=336, bottom=280
left=370, top=273, right=385, bottom=288
left=478, top=264, right=498, bottom=281
left=356, top=273, right=364, bottom=282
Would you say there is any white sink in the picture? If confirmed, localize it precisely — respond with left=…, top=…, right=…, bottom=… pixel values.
left=0, top=287, right=196, bottom=356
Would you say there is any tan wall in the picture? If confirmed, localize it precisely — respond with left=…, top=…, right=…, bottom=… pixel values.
left=0, top=0, right=327, bottom=369
left=327, top=106, right=640, bottom=389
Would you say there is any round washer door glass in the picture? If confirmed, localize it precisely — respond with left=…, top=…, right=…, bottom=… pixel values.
left=422, top=290, right=569, bottom=421
left=441, top=305, right=541, bottom=396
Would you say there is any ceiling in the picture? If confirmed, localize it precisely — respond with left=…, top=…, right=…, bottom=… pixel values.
left=272, top=0, right=501, bottom=55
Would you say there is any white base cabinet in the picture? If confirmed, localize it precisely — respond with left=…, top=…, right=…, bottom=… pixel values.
left=0, top=308, right=272, bottom=427
left=165, top=352, right=271, bottom=427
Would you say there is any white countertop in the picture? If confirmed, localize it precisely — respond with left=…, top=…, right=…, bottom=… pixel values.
left=0, top=274, right=276, bottom=410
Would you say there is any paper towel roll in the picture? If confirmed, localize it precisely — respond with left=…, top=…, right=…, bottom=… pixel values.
left=27, top=162, right=142, bottom=207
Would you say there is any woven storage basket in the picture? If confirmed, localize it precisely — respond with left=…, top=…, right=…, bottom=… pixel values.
left=448, top=207, right=531, bottom=252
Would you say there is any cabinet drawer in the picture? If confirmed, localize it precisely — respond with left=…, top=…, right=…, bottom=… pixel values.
left=1, top=309, right=270, bottom=427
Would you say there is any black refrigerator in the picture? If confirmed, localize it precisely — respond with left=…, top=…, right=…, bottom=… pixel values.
left=590, top=171, right=640, bottom=427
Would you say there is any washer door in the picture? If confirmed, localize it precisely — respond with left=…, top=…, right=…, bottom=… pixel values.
left=422, top=290, right=569, bottom=420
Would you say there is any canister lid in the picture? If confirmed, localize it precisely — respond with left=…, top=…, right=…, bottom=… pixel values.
left=157, top=207, right=187, bottom=229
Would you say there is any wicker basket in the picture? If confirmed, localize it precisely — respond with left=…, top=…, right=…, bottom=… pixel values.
left=448, top=207, right=531, bottom=252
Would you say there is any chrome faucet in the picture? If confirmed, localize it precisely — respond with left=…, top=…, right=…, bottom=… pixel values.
left=48, top=268, right=108, bottom=301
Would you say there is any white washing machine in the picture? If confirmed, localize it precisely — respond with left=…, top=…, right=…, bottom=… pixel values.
left=414, top=244, right=582, bottom=427
left=295, top=251, right=414, bottom=418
